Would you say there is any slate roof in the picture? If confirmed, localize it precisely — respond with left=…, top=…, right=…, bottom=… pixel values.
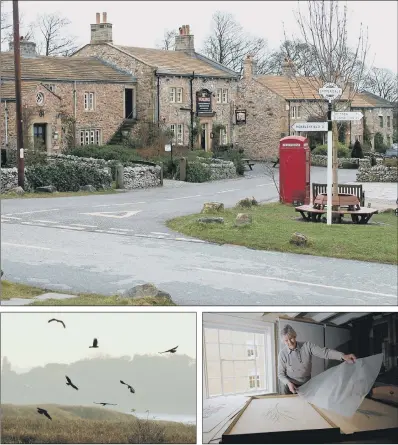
left=0, top=52, right=136, bottom=83
left=0, top=80, right=41, bottom=100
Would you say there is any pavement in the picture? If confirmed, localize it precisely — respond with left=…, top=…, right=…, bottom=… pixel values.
left=1, top=165, right=397, bottom=306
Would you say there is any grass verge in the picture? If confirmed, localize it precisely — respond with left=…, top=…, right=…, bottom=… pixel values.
left=1, top=281, right=176, bottom=306
left=0, top=189, right=119, bottom=199
left=166, top=203, right=398, bottom=264
left=1, top=404, right=195, bottom=444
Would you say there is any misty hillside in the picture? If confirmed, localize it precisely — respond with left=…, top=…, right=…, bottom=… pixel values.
left=1, top=355, right=196, bottom=414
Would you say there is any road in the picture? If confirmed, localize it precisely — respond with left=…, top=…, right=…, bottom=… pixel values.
left=1, top=166, right=397, bottom=305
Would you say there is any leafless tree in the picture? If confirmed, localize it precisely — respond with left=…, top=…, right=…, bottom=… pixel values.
left=362, top=67, right=398, bottom=103
left=287, top=0, right=370, bottom=199
left=0, top=0, right=12, bottom=43
left=156, top=29, right=178, bottom=51
left=202, top=11, right=269, bottom=73
left=29, top=13, right=78, bottom=56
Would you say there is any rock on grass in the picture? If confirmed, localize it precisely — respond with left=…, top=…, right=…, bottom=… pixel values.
left=201, top=202, right=224, bottom=213
left=290, top=232, right=308, bottom=247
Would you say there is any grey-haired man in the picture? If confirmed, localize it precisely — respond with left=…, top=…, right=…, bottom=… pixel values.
left=278, top=324, right=357, bottom=395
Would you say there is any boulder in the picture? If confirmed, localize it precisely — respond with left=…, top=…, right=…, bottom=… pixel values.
left=251, top=197, right=258, bottom=206
left=237, top=198, right=253, bottom=208
left=235, top=213, right=252, bottom=226
left=123, top=283, right=172, bottom=301
left=197, top=217, right=224, bottom=224
left=290, top=232, right=308, bottom=247
left=79, top=185, right=96, bottom=192
left=9, top=186, right=25, bottom=195
left=201, top=202, right=224, bottom=214
left=36, top=185, right=56, bottom=193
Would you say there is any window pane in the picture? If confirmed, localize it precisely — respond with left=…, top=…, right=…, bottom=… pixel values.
left=219, top=343, right=233, bottom=360
left=230, top=330, right=245, bottom=344
left=206, top=360, right=221, bottom=379
left=208, top=378, right=222, bottom=397
left=204, top=328, right=218, bottom=343
left=223, top=378, right=235, bottom=394
left=205, top=343, right=220, bottom=361
left=233, top=344, right=246, bottom=359
left=255, top=334, right=264, bottom=345
left=219, top=329, right=232, bottom=344
left=221, top=360, right=234, bottom=378
left=235, top=376, right=248, bottom=392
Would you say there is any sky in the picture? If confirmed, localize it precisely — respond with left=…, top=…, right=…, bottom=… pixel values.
left=1, top=312, right=196, bottom=371
left=1, top=1, right=397, bottom=73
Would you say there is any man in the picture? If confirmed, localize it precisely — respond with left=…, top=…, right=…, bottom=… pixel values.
left=278, top=324, right=357, bottom=395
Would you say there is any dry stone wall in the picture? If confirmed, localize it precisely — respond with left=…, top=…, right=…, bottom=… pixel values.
left=356, top=159, right=397, bottom=182
left=123, top=164, right=162, bottom=189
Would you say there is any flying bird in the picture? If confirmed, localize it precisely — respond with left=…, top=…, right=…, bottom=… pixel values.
left=120, top=380, right=135, bottom=393
left=37, top=407, right=52, bottom=420
left=159, top=346, right=178, bottom=354
left=89, top=338, right=99, bottom=348
left=94, top=402, right=117, bottom=406
left=65, top=375, right=78, bottom=390
left=48, top=318, right=66, bottom=328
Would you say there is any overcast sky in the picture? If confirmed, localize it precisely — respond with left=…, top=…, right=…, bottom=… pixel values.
left=1, top=313, right=196, bottom=371
left=1, top=1, right=397, bottom=73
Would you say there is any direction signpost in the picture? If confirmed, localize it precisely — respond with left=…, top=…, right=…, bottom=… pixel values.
left=318, top=83, right=342, bottom=226
left=292, top=122, right=328, bottom=132
left=332, top=111, right=363, bottom=121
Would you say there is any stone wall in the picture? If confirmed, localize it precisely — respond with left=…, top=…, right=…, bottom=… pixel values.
left=310, top=155, right=362, bottom=168
left=356, top=159, right=398, bottom=182
left=205, top=159, right=236, bottom=180
left=0, top=168, right=31, bottom=193
left=123, top=164, right=162, bottom=189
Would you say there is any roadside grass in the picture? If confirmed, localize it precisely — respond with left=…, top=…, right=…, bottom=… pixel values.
left=0, top=189, right=120, bottom=199
left=166, top=203, right=398, bottom=265
left=1, top=281, right=176, bottom=306
left=1, top=404, right=195, bottom=444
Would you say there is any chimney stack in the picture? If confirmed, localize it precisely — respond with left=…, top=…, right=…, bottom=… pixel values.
left=175, top=24, right=195, bottom=54
left=9, top=36, right=37, bottom=58
left=90, top=12, right=113, bottom=44
left=96, top=13, right=100, bottom=24
left=243, top=54, right=257, bottom=79
left=102, top=12, right=107, bottom=23
left=281, top=57, right=296, bottom=78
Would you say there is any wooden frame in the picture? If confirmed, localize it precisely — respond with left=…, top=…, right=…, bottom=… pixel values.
left=312, top=183, right=365, bottom=207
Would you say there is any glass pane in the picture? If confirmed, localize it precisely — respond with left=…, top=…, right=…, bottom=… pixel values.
left=235, top=376, right=249, bottom=393
left=222, top=378, right=235, bottom=394
left=234, top=361, right=249, bottom=377
left=206, top=360, right=221, bottom=379
left=233, top=344, right=246, bottom=359
left=205, top=343, right=220, bottom=361
left=255, top=334, right=264, bottom=345
left=219, top=329, right=232, bottom=344
left=208, top=378, right=222, bottom=397
left=220, top=343, right=233, bottom=360
left=204, top=328, right=218, bottom=343
left=221, top=360, right=234, bottom=378
left=230, top=330, right=244, bottom=344
left=256, top=346, right=265, bottom=361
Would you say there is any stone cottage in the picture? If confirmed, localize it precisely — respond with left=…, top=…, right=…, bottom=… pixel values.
left=235, top=57, right=395, bottom=159
left=71, top=13, right=239, bottom=151
left=0, top=37, right=136, bottom=155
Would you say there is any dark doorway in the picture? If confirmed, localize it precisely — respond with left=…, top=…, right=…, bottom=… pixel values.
left=125, top=89, right=133, bottom=119
left=33, top=123, right=46, bottom=149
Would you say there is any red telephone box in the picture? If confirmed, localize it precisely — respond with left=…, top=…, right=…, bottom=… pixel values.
left=279, top=136, right=311, bottom=205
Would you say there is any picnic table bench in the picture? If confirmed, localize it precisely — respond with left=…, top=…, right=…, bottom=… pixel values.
left=242, top=158, right=255, bottom=170
left=313, top=183, right=365, bottom=207
left=295, top=204, right=378, bottom=224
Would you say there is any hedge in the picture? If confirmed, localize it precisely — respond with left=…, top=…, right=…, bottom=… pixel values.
left=312, top=143, right=350, bottom=158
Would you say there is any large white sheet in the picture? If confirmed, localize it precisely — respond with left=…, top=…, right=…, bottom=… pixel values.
left=297, top=353, right=383, bottom=417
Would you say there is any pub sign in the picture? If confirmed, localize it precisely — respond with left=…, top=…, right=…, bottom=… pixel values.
left=235, top=109, right=246, bottom=125
left=196, top=89, right=212, bottom=115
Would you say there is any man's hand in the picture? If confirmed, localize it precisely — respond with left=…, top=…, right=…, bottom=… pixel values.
left=288, top=382, right=297, bottom=393
left=343, top=353, right=357, bottom=363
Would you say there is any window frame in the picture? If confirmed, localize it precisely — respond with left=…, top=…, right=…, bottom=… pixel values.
left=222, top=88, right=228, bottom=104
left=387, top=116, right=391, bottom=128
left=169, top=124, right=176, bottom=143
left=176, top=123, right=183, bottom=145
left=79, top=129, right=101, bottom=146
left=84, top=92, right=95, bottom=111
left=176, top=87, right=183, bottom=103
left=219, top=125, right=228, bottom=145
left=169, top=87, right=176, bottom=103
left=379, top=115, right=384, bottom=128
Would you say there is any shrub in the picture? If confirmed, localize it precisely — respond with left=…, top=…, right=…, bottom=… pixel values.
left=341, top=161, right=359, bottom=169
left=3, top=149, right=48, bottom=168
left=374, top=132, right=388, bottom=154
left=66, top=145, right=144, bottom=164
left=26, top=162, right=112, bottom=192
left=213, top=148, right=245, bottom=176
left=176, top=161, right=211, bottom=183
left=162, top=158, right=179, bottom=178
left=351, top=140, right=364, bottom=158
left=313, top=143, right=349, bottom=157
left=384, top=158, right=398, bottom=168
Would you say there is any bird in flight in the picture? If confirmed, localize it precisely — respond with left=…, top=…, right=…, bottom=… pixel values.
left=120, top=380, right=135, bottom=393
left=48, top=318, right=66, bottom=329
left=37, top=407, right=52, bottom=420
left=89, top=338, right=99, bottom=348
left=159, top=346, right=178, bottom=354
left=94, top=402, right=117, bottom=406
left=65, top=375, right=78, bottom=390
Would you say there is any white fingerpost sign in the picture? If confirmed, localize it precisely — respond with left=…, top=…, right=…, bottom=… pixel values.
left=292, top=122, right=328, bottom=132
left=319, top=83, right=342, bottom=101
left=332, top=111, right=363, bottom=121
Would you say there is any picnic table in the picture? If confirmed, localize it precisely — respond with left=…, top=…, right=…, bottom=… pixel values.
left=295, top=204, right=378, bottom=224
left=242, top=158, right=255, bottom=170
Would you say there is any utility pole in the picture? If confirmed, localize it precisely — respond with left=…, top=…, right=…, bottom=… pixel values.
left=12, top=0, right=24, bottom=188
left=327, top=99, right=333, bottom=225
left=190, top=71, right=194, bottom=151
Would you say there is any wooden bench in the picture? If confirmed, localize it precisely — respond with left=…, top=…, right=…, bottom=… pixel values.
left=272, top=158, right=280, bottom=168
left=242, top=158, right=255, bottom=170
left=295, top=204, right=378, bottom=224
left=312, top=183, right=365, bottom=207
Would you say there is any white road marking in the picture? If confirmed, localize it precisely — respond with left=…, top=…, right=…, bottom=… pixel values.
left=92, top=202, right=146, bottom=208
left=21, top=222, right=35, bottom=225
left=81, top=210, right=142, bottom=219
left=53, top=225, right=86, bottom=230
left=2, top=242, right=52, bottom=251
left=70, top=224, right=97, bottom=228
left=195, top=268, right=397, bottom=298
left=106, top=230, right=129, bottom=235
left=32, top=220, right=59, bottom=224
left=2, top=216, right=22, bottom=220
left=151, top=232, right=171, bottom=236
left=166, top=195, right=201, bottom=201
left=216, top=189, right=239, bottom=194
left=13, top=208, right=60, bottom=215
left=256, top=183, right=274, bottom=187
left=109, top=228, right=135, bottom=232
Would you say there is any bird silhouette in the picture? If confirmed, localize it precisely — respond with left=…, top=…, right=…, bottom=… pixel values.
left=94, top=402, right=117, bottom=406
left=65, top=375, right=78, bottom=390
left=89, top=338, right=98, bottom=348
left=37, top=407, right=52, bottom=420
left=159, top=346, right=178, bottom=354
left=120, top=380, right=135, bottom=393
left=48, top=318, right=66, bottom=328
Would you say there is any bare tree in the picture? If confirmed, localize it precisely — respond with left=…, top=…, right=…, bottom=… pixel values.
left=286, top=0, right=369, bottom=200
left=29, top=13, right=78, bottom=56
left=1, top=0, right=12, bottom=43
left=362, top=67, right=398, bottom=103
left=202, top=11, right=269, bottom=73
left=156, top=29, right=178, bottom=51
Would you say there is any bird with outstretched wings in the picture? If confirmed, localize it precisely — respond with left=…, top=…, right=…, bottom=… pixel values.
left=120, top=380, right=135, bottom=393
left=37, top=407, right=52, bottom=420
left=65, top=375, right=78, bottom=390
left=159, top=346, right=178, bottom=354
left=94, top=402, right=117, bottom=406
left=89, top=338, right=99, bottom=348
left=48, top=318, right=66, bottom=328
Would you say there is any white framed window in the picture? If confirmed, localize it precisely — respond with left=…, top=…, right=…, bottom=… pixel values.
left=44, top=83, right=56, bottom=92
left=387, top=116, right=391, bottom=128
left=79, top=129, right=101, bottom=145
left=84, top=92, right=95, bottom=111
left=220, top=126, right=228, bottom=145
left=36, top=92, right=44, bottom=105
left=169, top=87, right=183, bottom=103
left=170, top=124, right=176, bottom=143
left=203, top=314, right=275, bottom=398
left=176, top=87, right=183, bottom=103
left=170, top=124, right=183, bottom=145
left=169, top=88, right=176, bottom=103
left=217, top=88, right=229, bottom=104
left=379, top=116, right=383, bottom=128
left=291, top=105, right=301, bottom=119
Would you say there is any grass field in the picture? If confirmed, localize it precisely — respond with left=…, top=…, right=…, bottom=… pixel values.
left=1, top=281, right=176, bottom=306
left=1, top=404, right=196, bottom=444
left=167, top=203, right=398, bottom=264
left=0, top=189, right=119, bottom=199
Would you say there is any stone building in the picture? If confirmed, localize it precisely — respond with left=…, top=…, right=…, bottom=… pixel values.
left=235, top=57, right=395, bottom=159
left=0, top=37, right=136, bottom=154
left=72, top=13, right=239, bottom=151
